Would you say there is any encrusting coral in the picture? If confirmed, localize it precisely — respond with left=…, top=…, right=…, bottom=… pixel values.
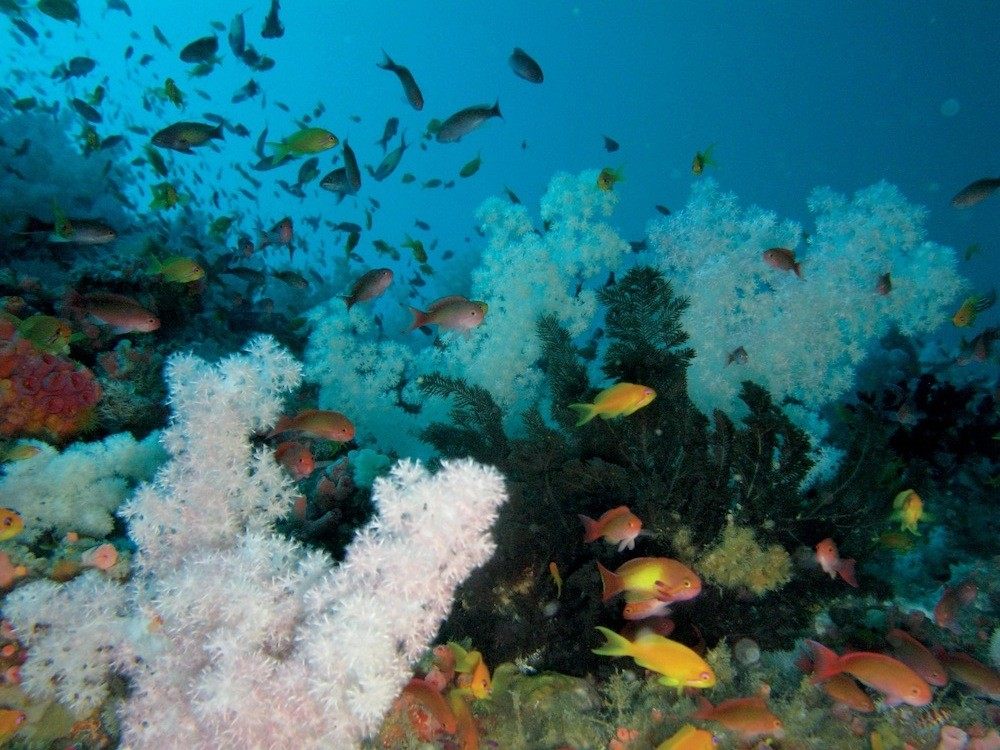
left=3, top=336, right=509, bottom=748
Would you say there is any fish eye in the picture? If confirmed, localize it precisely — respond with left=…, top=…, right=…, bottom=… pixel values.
left=2, top=518, right=10, bottom=526
left=699, top=671, right=710, bottom=680
left=683, top=579, right=691, bottom=588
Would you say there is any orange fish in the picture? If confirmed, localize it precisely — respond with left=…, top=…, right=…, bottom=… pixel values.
left=447, top=642, right=491, bottom=699
left=934, top=580, right=977, bottom=634
left=401, top=676, right=457, bottom=738
left=0, top=709, right=26, bottom=742
left=935, top=650, right=1000, bottom=700
left=807, top=640, right=932, bottom=706
left=274, top=441, right=316, bottom=479
left=597, top=557, right=701, bottom=603
left=885, top=629, right=947, bottom=687
left=406, top=295, right=488, bottom=333
left=762, top=247, right=803, bottom=278
left=815, top=538, right=857, bottom=587
left=592, top=626, right=715, bottom=693
left=621, top=596, right=673, bottom=621
left=72, top=291, right=160, bottom=333
left=655, top=723, right=716, bottom=750
left=694, top=696, right=784, bottom=741
left=568, top=382, right=656, bottom=426
left=580, top=506, right=643, bottom=552
left=269, top=409, right=355, bottom=442
left=821, top=674, right=874, bottom=713
left=0, top=508, right=24, bottom=542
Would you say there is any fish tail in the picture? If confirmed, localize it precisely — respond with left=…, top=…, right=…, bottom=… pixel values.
left=267, top=141, right=289, bottom=161
left=692, top=696, right=715, bottom=720
left=406, top=306, right=428, bottom=331
left=212, top=123, right=225, bottom=141
left=838, top=558, right=858, bottom=588
left=567, top=403, right=595, bottom=426
left=267, top=415, right=292, bottom=438
left=579, top=514, right=601, bottom=543
left=591, top=626, right=631, bottom=657
left=805, top=640, right=841, bottom=683
left=491, top=99, right=503, bottom=120
left=145, top=256, right=162, bottom=275
left=377, top=49, right=396, bottom=71
left=974, top=288, right=997, bottom=313
left=596, top=561, right=624, bottom=601
left=793, top=261, right=804, bottom=279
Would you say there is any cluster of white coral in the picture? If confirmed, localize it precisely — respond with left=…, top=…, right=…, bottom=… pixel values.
left=0, top=432, right=165, bottom=542
left=648, top=179, right=964, bottom=446
left=3, top=337, right=507, bottom=748
left=305, top=169, right=629, bottom=455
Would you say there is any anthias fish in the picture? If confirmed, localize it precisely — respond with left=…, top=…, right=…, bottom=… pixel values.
left=377, top=50, right=424, bottom=110
left=509, top=47, right=544, bottom=83
left=435, top=101, right=502, bottom=143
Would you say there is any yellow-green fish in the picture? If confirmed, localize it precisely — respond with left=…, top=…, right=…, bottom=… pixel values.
left=597, top=166, right=623, bottom=191
left=952, top=289, right=996, bottom=327
left=692, top=144, right=717, bottom=175
left=268, top=127, right=338, bottom=160
left=0, top=508, right=24, bottom=542
left=147, top=255, right=204, bottom=283
left=150, top=182, right=186, bottom=210
left=568, top=382, right=656, bottom=426
left=163, top=77, right=185, bottom=108
left=459, top=153, right=482, bottom=178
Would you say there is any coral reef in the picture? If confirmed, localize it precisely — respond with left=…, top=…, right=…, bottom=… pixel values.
left=694, top=521, right=792, bottom=596
left=0, top=319, right=101, bottom=440
left=4, top=337, right=508, bottom=748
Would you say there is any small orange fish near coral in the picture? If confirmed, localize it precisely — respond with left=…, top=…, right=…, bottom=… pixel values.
left=695, top=695, right=784, bottom=741
left=821, top=673, right=874, bottom=713
left=762, top=247, right=803, bottom=278
left=270, top=409, right=355, bottom=443
left=580, top=506, right=643, bottom=552
left=806, top=640, right=932, bottom=706
left=886, top=629, right=947, bottom=687
left=274, top=441, right=316, bottom=480
left=0, top=508, right=24, bottom=542
left=934, top=580, right=977, bottom=634
left=568, top=382, right=656, bottom=426
left=815, top=538, right=857, bottom=587
left=598, top=557, right=701, bottom=604
left=0, top=708, right=26, bottom=742
left=655, top=723, right=716, bottom=750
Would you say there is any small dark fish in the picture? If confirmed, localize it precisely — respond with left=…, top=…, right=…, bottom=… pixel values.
left=459, top=153, right=482, bottom=178
left=180, top=35, right=218, bottom=64
left=54, top=56, right=96, bottom=80
left=210, top=20, right=225, bottom=32
left=726, top=346, right=748, bottom=366
left=319, top=168, right=351, bottom=199
left=344, top=231, right=360, bottom=257
left=503, top=186, right=521, bottom=204
left=423, top=178, right=442, bottom=189
left=951, top=178, right=1000, bottom=208
left=377, top=50, right=423, bottom=110
left=124, top=45, right=134, bottom=59
left=38, top=0, right=80, bottom=23
left=401, top=173, right=416, bottom=184
left=274, top=269, right=309, bottom=288
left=333, top=222, right=362, bottom=234
left=71, top=98, right=102, bottom=123
left=371, top=133, right=407, bottom=181
left=12, top=18, right=39, bottom=41
left=240, top=47, right=275, bottom=71
left=629, top=239, right=648, bottom=252
left=252, top=154, right=293, bottom=171
left=153, top=24, right=171, bottom=48
left=100, top=134, right=125, bottom=150
left=376, top=116, right=399, bottom=152
left=222, top=266, right=265, bottom=285
left=296, top=157, right=320, bottom=186
left=349, top=114, right=362, bottom=123
left=340, top=139, right=362, bottom=192
left=435, top=101, right=502, bottom=143
left=509, top=47, right=543, bottom=83
left=228, top=9, right=246, bottom=56
left=234, top=164, right=262, bottom=188
left=232, top=123, right=250, bottom=137
left=139, top=54, right=154, bottom=66
left=144, top=145, right=168, bottom=176
left=364, top=209, right=373, bottom=231
left=261, top=0, right=284, bottom=38
left=107, top=0, right=131, bottom=16
left=414, top=219, right=430, bottom=231
left=963, top=244, right=982, bottom=261
left=12, top=97, right=37, bottom=112
left=603, top=135, right=620, bottom=152
left=654, top=204, right=671, bottom=216
left=152, top=121, right=224, bottom=153
left=275, top=101, right=290, bottom=112
left=876, top=272, right=892, bottom=296
left=231, top=79, right=260, bottom=104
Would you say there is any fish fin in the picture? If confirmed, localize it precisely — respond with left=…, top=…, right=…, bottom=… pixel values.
left=267, top=141, right=289, bottom=161
left=838, top=558, right=858, bottom=588
left=794, top=261, right=804, bottom=279
left=591, top=626, right=630, bottom=657
left=491, top=99, right=503, bottom=119
left=806, top=640, right=841, bottom=683
left=578, top=514, right=601, bottom=543
left=596, top=561, right=623, bottom=601
left=693, top=696, right=714, bottom=720
left=377, top=50, right=395, bottom=70
left=405, top=305, right=427, bottom=332
left=145, top=255, right=162, bottom=275
left=212, top=123, right=225, bottom=141
left=567, top=403, right=595, bottom=426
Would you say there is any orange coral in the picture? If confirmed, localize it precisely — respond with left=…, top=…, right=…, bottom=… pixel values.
left=0, top=319, right=100, bottom=440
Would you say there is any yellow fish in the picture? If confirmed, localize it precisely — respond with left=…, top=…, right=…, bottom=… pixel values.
left=269, top=127, right=338, bottom=160
left=597, top=166, right=623, bottom=191
left=0, top=508, right=24, bottom=542
left=892, top=489, right=930, bottom=534
left=592, top=626, right=716, bottom=693
left=147, top=255, right=204, bottom=283
left=692, top=144, right=716, bottom=175
left=568, top=382, right=656, bottom=426
left=656, top=724, right=716, bottom=750
left=447, top=642, right=492, bottom=699
left=952, top=289, right=996, bottom=327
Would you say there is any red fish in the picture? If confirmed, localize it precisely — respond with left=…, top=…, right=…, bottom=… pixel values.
left=935, top=650, right=1000, bottom=700
left=886, top=629, right=947, bottom=687
left=269, top=409, right=355, bottom=442
left=694, top=696, right=784, bottom=741
left=274, top=441, right=315, bottom=479
left=259, top=216, right=293, bottom=250
left=821, top=674, right=874, bottom=713
left=762, top=247, right=803, bottom=278
left=579, top=506, right=643, bottom=552
left=815, top=538, right=857, bottom=587
left=806, top=640, right=932, bottom=707
left=934, top=581, right=977, bottom=633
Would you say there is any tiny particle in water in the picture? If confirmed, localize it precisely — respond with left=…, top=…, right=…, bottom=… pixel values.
left=940, top=98, right=960, bottom=117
